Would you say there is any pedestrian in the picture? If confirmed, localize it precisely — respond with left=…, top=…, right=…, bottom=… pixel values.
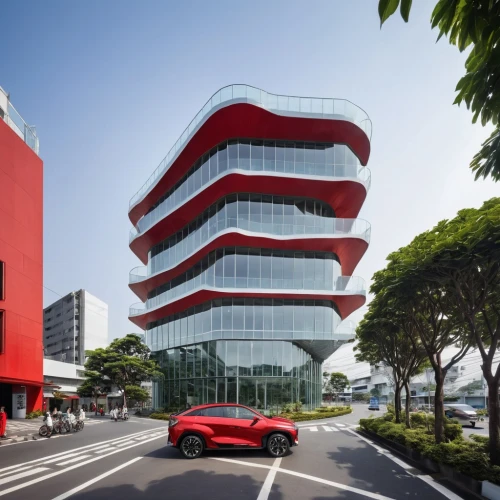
left=44, top=411, right=53, bottom=438
left=0, top=407, right=7, bottom=439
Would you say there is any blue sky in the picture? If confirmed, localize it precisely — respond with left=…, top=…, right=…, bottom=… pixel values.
left=2, top=0, right=498, bottom=341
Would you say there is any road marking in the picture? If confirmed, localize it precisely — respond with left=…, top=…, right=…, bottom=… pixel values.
left=0, top=427, right=163, bottom=474
left=94, top=448, right=117, bottom=454
left=51, top=457, right=143, bottom=500
left=322, top=426, right=332, bottom=432
left=0, top=432, right=168, bottom=497
left=115, top=441, right=136, bottom=447
left=208, top=458, right=395, bottom=500
left=348, top=430, right=462, bottom=500
left=0, top=468, right=49, bottom=486
left=56, top=455, right=91, bottom=466
left=0, top=466, right=34, bottom=478
left=310, top=426, right=318, bottom=432
left=329, top=427, right=339, bottom=432
left=335, top=423, right=346, bottom=427
left=418, top=475, right=464, bottom=500
left=256, top=457, right=281, bottom=500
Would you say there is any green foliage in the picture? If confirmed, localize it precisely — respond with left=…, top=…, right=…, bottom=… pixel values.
left=457, top=380, right=483, bottom=394
left=360, top=416, right=500, bottom=484
left=329, top=373, right=349, bottom=397
left=352, top=393, right=370, bottom=402
left=149, top=412, right=171, bottom=421
left=477, top=408, right=488, bottom=417
left=25, top=410, right=43, bottom=419
left=377, top=0, right=500, bottom=181
left=370, top=388, right=380, bottom=398
left=84, top=334, right=162, bottom=405
left=280, top=407, right=352, bottom=422
left=470, top=434, right=489, bottom=452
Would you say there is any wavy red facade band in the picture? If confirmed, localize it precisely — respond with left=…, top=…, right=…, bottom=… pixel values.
left=128, top=103, right=370, bottom=226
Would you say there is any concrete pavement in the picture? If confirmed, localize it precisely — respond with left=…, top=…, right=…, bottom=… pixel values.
left=0, top=407, right=468, bottom=499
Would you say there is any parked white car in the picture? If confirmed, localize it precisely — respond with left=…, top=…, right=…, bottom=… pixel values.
left=444, top=404, right=478, bottom=427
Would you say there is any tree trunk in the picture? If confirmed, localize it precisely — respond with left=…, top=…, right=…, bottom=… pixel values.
left=404, top=381, right=411, bottom=428
left=394, top=384, right=401, bottom=423
left=488, top=378, right=500, bottom=466
left=95, top=395, right=98, bottom=416
left=434, top=368, right=445, bottom=443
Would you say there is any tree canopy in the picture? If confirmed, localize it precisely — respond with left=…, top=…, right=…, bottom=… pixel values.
left=378, top=0, right=500, bottom=181
left=83, top=334, right=161, bottom=406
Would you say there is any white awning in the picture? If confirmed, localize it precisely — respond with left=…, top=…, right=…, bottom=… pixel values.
left=43, top=392, right=53, bottom=398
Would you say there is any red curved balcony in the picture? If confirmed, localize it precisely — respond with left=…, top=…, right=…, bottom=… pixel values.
left=128, top=85, right=371, bottom=226
left=129, top=172, right=369, bottom=264
left=128, top=276, right=366, bottom=330
left=129, top=219, right=370, bottom=302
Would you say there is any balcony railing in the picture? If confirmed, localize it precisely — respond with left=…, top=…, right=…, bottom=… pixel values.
left=130, top=217, right=371, bottom=281
left=129, top=84, right=371, bottom=209
left=129, top=275, right=366, bottom=318
left=2, top=101, right=39, bottom=155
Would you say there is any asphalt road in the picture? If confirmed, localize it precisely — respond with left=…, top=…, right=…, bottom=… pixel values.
left=0, top=408, right=468, bottom=500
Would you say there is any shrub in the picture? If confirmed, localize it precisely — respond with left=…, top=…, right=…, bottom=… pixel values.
left=25, top=410, right=43, bottom=419
left=150, top=412, right=171, bottom=420
left=281, top=408, right=352, bottom=422
left=444, top=422, right=463, bottom=442
left=476, top=408, right=488, bottom=417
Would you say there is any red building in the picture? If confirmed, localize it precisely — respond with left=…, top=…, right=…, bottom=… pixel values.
left=0, top=88, right=43, bottom=418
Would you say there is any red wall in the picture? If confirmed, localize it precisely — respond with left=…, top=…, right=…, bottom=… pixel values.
left=0, top=119, right=43, bottom=411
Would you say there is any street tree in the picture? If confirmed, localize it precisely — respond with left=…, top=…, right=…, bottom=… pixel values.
left=77, top=370, right=110, bottom=415
left=377, top=0, right=500, bottom=182
left=84, top=334, right=162, bottom=406
left=457, top=380, right=483, bottom=395
left=371, top=253, right=473, bottom=442
left=329, top=372, right=349, bottom=403
left=355, top=295, right=427, bottom=426
left=404, top=198, right=500, bottom=463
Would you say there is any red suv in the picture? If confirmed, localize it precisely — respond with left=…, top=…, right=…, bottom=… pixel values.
left=167, top=403, right=299, bottom=459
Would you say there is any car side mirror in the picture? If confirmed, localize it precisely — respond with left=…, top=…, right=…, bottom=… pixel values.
left=253, top=416, right=260, bottom=422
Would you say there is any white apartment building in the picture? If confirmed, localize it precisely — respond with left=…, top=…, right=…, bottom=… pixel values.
left=44, top=290, right=108, bottom=364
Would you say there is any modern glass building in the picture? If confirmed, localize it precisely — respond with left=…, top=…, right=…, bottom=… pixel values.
left=128, top=85, right=371, bottom=410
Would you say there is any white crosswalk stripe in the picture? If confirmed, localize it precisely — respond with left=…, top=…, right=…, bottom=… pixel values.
left=310, top=426, right=318, bottom=432
left=299, top=423, right=352, bottom=432
left=322, top=426, right=332, bottom=432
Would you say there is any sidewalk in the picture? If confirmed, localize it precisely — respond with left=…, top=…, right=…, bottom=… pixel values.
left=0, top=418, right=43, bottom=445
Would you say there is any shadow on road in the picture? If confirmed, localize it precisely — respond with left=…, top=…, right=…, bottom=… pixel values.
left=68, top=468, right=282, bottom=500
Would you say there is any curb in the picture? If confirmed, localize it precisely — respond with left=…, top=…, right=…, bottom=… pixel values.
left=0, top=433, right=39, bottom=445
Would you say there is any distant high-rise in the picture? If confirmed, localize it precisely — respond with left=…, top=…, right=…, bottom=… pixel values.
left=128, top=85, right=371, bottom=410
left=43, top=290, right=108, bottom=364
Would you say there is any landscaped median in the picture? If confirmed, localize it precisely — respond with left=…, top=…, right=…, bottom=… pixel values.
left=149, top=406, right=352, bottom=422
left=359, top=413, right=500, bottom=497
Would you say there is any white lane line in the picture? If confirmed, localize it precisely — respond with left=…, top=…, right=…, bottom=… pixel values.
left=322, top=426, right=332, bottom=432
left=418, top=475, right=464, bottom=500
left=348, top=430, right=462, bottom=500
left=0, top=468, right=50, bottom=486
left=335, top=423, right=346, bottom=427
left=94, top=447, right=117, bottom=454
left=0, top=428, right=162, bottom=474
left=115, top=441, right=136, bottom=447
left=309, top=426, right=318, bottom=432
left=329, top=427, right=339, bottom=432
left=0, top=431, right=168, bottom=497
left=208, top=458, right=395, bottom=500
left=0, top=466, right=35, bottom=478
left=55, top=455, right=91, bottom=466
left=51, top=457, right=143, bottom=500
left=256, top=457, right=281, bottom=500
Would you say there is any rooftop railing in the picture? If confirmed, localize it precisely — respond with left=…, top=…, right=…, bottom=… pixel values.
left=129, top=84, right=371, bottom=209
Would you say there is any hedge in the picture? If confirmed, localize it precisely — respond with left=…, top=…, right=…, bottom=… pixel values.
left=280, top=407, right=352, bottom=422
left=359, top=416, right=500, bottom=484
left=150, top=412, right=171, bottom=420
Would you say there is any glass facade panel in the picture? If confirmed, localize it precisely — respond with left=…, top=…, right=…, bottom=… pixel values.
left=135, top=139, right=365, bottom=238
left=152, top=340, right=322, bottom=411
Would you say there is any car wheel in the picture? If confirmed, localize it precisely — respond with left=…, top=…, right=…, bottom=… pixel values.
left=471, top=422, right=476, bottom=428
left=267, top=433, right=290, bottom=458
left=180, top=435, right=204, bottom=459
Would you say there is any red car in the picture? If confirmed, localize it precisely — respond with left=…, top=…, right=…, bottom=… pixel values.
left=167, top=403, right=299, bottom=459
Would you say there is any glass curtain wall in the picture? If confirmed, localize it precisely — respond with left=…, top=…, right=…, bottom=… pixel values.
left=137, top=139, right=361, bottom=235
left=152, top=340, right=322, bottom=411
